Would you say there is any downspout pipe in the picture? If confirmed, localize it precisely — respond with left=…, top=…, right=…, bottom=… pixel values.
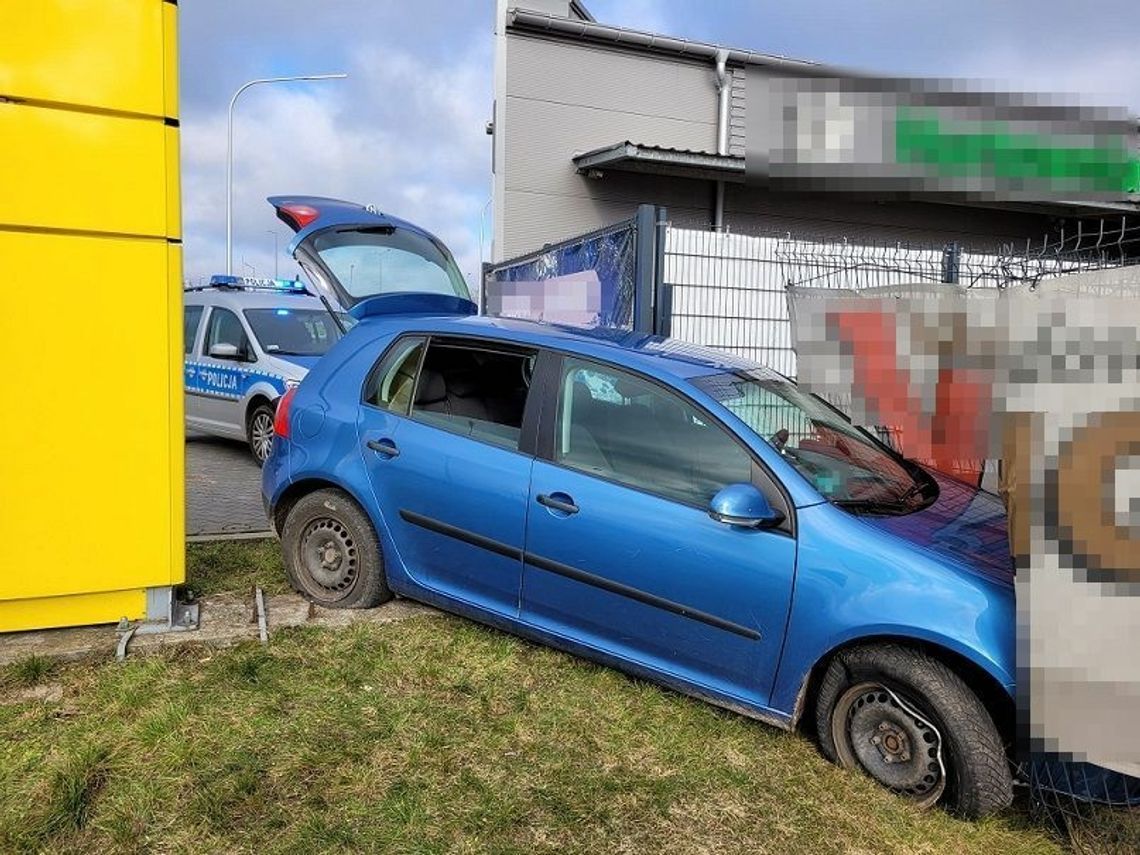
left=713, top=48, right=730, bottom=232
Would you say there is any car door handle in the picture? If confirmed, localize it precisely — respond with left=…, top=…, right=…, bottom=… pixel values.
left=537, top=493, right=578, bottom=515
left=366, top=438, right=400, bottom=458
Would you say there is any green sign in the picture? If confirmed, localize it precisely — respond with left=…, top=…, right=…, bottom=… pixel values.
left=895, top=108, right=1140, bottom=194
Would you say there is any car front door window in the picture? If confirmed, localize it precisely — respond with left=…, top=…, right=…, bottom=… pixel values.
left=556, top=359, right=753, bottom=508
left=203, top=308, right=253, bottom=361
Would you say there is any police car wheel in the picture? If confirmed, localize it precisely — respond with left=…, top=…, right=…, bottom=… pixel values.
left=281, top=488, right=392, bottom=609
left=247, top=403, right=276, bottom=466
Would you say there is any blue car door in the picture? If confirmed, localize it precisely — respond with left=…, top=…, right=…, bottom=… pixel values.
left=521, top=355, right=797, bottom=707
left=357, top=335, right=539, bottom=617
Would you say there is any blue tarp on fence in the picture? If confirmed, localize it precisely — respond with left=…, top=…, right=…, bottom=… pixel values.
left=484, top=220, right=638, bottom=330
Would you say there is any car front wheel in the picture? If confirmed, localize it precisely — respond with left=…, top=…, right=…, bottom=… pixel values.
left=281, top=488, right=392, bottom=609
left=815, top=643, right=1013, bottom=819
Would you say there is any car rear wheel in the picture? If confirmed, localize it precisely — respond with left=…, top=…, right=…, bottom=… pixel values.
left=815, top=643, right=1013, bottom=818
left=281, top=488, right=392, bottom=609
left=247, top=402, right=276, bottom=466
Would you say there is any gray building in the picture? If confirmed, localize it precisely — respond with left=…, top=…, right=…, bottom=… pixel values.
left=490, top=0, right=1138, bottom=262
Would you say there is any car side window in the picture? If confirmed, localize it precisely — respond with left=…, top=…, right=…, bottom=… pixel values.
left=555, top=358, right=753, bottom=508
left=183, top=306, right=203, bottom=355
left=409, top=340, right=537, bottom=451
left=363, top=336, right=426, bottom=415
left=203, top=308, right=253, bottom=361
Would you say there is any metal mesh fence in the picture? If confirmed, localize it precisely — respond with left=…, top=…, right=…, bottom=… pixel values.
left=663, top=226, right=1009, bottom=379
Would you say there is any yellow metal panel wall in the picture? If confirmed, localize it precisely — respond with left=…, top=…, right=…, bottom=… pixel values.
left=167, top=242, right=186, bottom=582
left=163, top=0, right=180, bottom=118
left=0, top=102, right=171, bottom=236
left=0, top=590, right=148, bottom=635
left=0, top=0, right=168, bottom=116
left=0, top=232, right=179, bottom=601
left=0, top=0, right=183, bottom=631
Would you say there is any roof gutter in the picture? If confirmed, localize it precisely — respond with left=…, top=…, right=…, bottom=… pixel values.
left=506, top=7, right=835, bottom=75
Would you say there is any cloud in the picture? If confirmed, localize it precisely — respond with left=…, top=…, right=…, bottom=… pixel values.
left=179, top=1, right=493, bottom=289
left=586, top=0, right=674, bottom=36
left=947, top=44, right=1140, bottom=113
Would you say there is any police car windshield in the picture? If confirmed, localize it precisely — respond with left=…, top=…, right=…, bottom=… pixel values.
left=312, top=227, right=470, bottom=301
left=243, top=309, right=351, bottom=356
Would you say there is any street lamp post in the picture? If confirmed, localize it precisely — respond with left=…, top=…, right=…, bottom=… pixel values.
left=226, top=73, right=348, bottom=273
left=267, top=230, right=279, bottom=277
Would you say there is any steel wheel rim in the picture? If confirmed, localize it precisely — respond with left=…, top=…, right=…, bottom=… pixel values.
left=251, top=412, right=274, bottom=461
left=298, top=517, right=358, bottom=598
left=831, top=681, right=947, bottom=808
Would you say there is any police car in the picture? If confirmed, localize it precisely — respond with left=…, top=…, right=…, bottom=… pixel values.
left=184, top=275, right=350, bottom=463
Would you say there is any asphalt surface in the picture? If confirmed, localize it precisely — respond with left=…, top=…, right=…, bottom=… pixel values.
left=185, top=432, right=272, bottom=537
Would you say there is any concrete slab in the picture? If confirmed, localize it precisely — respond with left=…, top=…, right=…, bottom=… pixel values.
left=0, top=593, right=434, bottom=667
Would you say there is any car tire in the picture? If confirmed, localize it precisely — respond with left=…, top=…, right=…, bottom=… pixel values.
left=247, top=401, right=276, bottom=466
left=815, top=643, right=1013, bottom=819
left=281, top=488, right=392, bottom=609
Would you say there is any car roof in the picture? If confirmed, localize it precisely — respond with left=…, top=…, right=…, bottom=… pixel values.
left=359, top=313, right=768, bottom=382
left=183, top=289, right=328, bottom=312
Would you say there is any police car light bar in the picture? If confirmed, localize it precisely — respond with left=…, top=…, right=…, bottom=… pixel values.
left=185, top=275, right=311, bottom=295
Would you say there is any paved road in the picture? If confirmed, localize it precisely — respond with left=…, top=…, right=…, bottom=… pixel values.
left=185, top=432, right=272, bottom=537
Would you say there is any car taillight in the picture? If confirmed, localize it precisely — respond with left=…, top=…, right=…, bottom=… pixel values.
left=274, top=386, right=298, bottom=438
left=275, top=203, right=319, bottom=230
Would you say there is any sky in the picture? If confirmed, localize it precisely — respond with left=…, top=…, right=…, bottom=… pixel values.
left=178, top=0, right=1140, bottom=287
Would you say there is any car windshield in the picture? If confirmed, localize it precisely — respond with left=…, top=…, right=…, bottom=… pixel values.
left=693, top=370, right=930, bottom=512
left=312, top=227, right=470, bottom=301
left=243, top=308, right=353, bottom=357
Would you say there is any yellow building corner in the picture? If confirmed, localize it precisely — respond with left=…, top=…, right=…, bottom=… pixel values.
left=0, top=1, right=185, bottom=633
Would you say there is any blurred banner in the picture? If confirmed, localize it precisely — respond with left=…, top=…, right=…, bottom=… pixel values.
left=788, top=273, right=1140, bottom=777
left=746, top=75, right=1140, bottom=202
left=484, top=220, right=637, bottom=329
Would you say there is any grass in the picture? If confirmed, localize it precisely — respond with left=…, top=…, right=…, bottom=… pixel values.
left=0, top=540, right=1125, bottom=853
left=0, top=616, right=1064, bottom=854
left=1, top=654, right=55, bottom=688
left=184, top=538, right=291, bottom=598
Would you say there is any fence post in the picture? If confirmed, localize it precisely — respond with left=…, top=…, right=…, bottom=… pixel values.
left=479, top=261, right=491, bottom=314
left=941, top=241, right=961, bottom=284
left=653, top=207, right=670, bottom=336
left=633, top=204, right=658, bottom=333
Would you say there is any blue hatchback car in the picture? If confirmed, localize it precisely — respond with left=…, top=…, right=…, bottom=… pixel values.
left=263, top=197, right=1016, bottom=818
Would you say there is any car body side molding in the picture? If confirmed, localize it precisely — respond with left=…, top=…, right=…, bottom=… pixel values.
left=398, top=509, right=523, bottom=561
left=398, top=508, right=763, bottom=641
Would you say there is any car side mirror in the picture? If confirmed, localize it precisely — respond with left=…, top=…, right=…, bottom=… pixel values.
left=709, top=483, right=785, bottom=529
left=209, top=342, right=241, bottom=360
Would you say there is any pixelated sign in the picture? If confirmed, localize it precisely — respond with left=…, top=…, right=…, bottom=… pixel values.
left=484, top=223, right=636, bottom=329
left=746, top=75, right=1140, bottom=202
left=789, top=273, right=1140, bottom=778
left=484, top=271, right=602, bottom=326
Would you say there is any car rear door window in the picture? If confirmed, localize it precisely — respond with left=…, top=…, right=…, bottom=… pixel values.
left=363, top=336, right=426, bottom=415
left=555, top=358, right=752, bottom=507
left=409, top=340, right=537, bottom=451
left=183, top=305, right=203, bottom=355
